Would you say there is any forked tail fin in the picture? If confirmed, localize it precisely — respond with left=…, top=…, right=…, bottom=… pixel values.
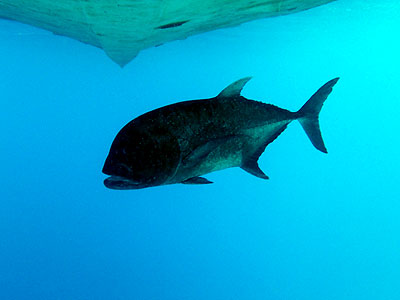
left=297, top=78, right=340, bottom=153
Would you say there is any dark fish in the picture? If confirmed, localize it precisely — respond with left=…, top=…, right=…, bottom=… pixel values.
left=102, top=77, right=339, bottom=189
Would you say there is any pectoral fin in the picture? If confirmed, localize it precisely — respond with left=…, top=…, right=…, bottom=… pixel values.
left=183, top=136, right=237, bottom=164
left=182, top=177, right=213, bottom=184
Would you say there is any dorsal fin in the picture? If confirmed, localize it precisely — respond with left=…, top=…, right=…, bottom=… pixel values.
left=217, top=77, right=252, bottom=98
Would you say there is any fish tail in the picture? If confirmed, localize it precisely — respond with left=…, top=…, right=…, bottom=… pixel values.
left=296, top=78, right=339, bottom=153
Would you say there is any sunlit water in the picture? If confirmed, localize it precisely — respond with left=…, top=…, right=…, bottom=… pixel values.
left=1, top=0, right=399, bottom=299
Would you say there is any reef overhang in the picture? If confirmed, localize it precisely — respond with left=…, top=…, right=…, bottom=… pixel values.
left=0, top=0, right=336, bottom=66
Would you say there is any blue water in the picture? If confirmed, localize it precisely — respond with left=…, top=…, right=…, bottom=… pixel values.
left=1, top=0, right=399, bottom=299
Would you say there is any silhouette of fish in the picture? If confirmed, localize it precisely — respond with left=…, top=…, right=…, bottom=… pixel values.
left=102, top=77, right=339, bottom=189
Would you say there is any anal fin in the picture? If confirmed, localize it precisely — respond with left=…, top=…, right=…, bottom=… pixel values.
left=240, top=124, right=289, bottom=180
left=241, top=160, right=269, bottom=180
left=182, top=177, right=213, bottom=184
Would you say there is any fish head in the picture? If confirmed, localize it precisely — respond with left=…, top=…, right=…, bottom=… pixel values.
left=102, top=125, right=181, bottom=189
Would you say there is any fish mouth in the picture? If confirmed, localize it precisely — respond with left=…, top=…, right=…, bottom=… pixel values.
left=104, top=176, right=146, bottom=190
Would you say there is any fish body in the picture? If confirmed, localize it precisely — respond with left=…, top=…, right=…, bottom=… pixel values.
left=102, top=77, right=339, bottom=189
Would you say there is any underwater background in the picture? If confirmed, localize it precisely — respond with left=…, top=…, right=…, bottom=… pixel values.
left=1, top=0, right=399, bottom=299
